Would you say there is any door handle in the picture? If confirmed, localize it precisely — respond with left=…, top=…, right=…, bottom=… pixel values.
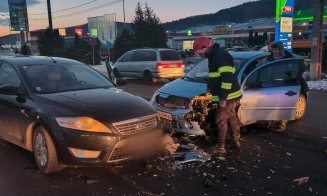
left=285, top=91, right=297, bottom=96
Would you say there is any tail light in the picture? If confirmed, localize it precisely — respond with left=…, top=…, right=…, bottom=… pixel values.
left=156, top=63, right=185, bottom=69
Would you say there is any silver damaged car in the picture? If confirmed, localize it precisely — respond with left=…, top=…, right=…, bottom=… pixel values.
left=150, top=52, right=308, bottom=136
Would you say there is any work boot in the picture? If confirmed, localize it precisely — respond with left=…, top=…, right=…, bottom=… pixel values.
left=275, top=120, right=287, bottom=132
left=232, top=132, right=241, bottom=150
left=211, top=143, right=226, bottom=154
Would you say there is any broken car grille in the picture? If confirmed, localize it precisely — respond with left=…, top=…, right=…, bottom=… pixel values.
left=156, top=93, right=190, bottom=109
left=112, top=114, right=157, bottom=135
left=162, top=119, right=182, bottom=129
left=108, top=147, right=133, bottom=162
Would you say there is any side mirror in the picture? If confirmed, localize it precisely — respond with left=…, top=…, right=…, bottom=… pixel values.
left=0, top=85, right=19, bottom=95
left=115, top=78, right=127, bottom=86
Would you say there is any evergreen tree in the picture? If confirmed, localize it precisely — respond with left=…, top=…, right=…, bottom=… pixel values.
left=132, top=2, right=167, bottom=48
left=113, top=29, right=133, bottom=62
left=263, top=32, right=268, bottom=45
left=248, top=30, right=253, bottom=48
left=254, top=32, right=259, bottom=46
left=38, top=28, right=64, bottom=56
left=20, top=44, right=31, bottom=55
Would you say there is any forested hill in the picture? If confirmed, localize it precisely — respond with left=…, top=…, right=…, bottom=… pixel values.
left=163, top=0, right=324, bottom=31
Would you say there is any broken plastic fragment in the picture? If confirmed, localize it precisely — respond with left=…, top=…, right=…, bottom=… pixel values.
left=293, top=177, right=309, bottom=186
left=174, top=150, right=211, bottom=165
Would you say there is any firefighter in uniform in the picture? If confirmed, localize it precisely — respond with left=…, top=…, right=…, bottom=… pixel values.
left=193, top=37, right=242, bottom=154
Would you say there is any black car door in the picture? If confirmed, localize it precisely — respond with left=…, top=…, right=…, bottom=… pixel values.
left=0, top=61, right=26, bottom=145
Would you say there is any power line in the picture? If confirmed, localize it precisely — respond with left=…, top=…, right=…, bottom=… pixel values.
left=29, top=0, right=101, bottom=15
left=29, top=0, right=122, bottom=21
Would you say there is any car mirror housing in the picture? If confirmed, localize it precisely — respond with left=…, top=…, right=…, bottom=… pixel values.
left=0, top=85, right=19, bottom=95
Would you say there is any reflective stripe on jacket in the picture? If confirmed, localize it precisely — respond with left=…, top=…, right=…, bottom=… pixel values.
left=206, top=43, right=242, bottom=102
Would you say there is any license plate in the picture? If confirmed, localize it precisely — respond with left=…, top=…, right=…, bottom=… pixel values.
left=157, top=110, right=172, bottom=121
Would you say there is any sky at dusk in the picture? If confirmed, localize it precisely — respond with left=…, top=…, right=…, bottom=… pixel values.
left=0, top=0, right=251, bottom=36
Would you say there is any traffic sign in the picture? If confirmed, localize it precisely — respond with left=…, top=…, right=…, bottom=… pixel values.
left=89, top=38, right=97, bottom=46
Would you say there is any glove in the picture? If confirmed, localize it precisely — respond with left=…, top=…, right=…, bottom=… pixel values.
left=219, top=100, right=226, bottom=108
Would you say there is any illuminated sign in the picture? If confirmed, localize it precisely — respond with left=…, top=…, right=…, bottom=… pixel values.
left=91, top=29, right=98, bottom=37
left=87, top=14, right=116, bottom=48
left=275, top=0, right=294, bottom=52
left=187, top=30, right=192, bottom=36
left=75, top=28, right=83, bottom=37
left=280, top=17, right=293, bottom=32
left=8, top=0, right=29, bottom=31
left=58, top=28, right=66, bottom=36
left=282, top=6, right=294, bottom=13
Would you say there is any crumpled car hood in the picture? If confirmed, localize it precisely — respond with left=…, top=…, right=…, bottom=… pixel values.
left=158, top=78, right=206, bottom=99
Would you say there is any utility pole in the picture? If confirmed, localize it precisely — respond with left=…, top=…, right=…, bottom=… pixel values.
left=47, top=0, right=53, bottom=31
left=123, top=0, right=126, bottom=29
left=310, top=0, right=324, bottom=80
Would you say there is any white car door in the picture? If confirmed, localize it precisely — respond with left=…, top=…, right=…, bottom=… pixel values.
left=115, top=51, right=134, bottom=77
left=238, top=58, right=304, bottom=125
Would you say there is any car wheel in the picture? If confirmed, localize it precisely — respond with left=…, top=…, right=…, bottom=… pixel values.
left=33, top=126, right=63, bottom=173
left=143, top=71, right=153, bottom=83
left=295, top=93, right=307, bottom=120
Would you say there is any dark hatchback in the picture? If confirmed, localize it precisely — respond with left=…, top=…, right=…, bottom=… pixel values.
left=0, top=56, right=162, bottom=173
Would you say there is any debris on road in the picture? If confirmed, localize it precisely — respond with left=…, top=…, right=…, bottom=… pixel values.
left=163, top=134, right=180, bottom=155
left=24, top=167, right=40, bottom=174
left=286, top=152, right=292, bottom=156
left=269, top=168, right=276, bottom=174
left=293, top=177, right=309, bottom=186
left=85, top=178, right=99, bottom=185
left=174, top=149, right=211, bottom=165
left=217, top=156, right=226, bottom=161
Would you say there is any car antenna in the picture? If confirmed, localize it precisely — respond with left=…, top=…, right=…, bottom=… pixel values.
left=49, top=56, right=57, bottom=63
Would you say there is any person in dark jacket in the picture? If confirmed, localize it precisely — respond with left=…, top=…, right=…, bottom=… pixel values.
left=265, top=41, right=294, bottom=132
left=194, top=37, right=242, bottom=154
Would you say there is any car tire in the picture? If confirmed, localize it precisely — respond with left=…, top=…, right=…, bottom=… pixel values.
left=143, top=71, right=153, bottom=83
left=295, top=93, right=307, bottom=120
left=33, top=126, right=63, bottom=173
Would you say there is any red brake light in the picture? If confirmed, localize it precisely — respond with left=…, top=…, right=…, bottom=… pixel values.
left=156, top=63, right=169, bottom=69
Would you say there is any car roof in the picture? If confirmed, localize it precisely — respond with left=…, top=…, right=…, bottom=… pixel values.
left=0, top=56, right=84, bottom=66
left=130, top=48, right=176, bottom=51
left=231, top=51, right=269, bottom=60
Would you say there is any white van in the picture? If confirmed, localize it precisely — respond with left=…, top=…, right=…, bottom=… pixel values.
left=112, top=48, right=185, bottom=82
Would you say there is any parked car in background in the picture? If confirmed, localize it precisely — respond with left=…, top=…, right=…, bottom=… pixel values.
left=226, top=46, right=251, bottom=53
left=151, top=52, right=308, bottom=136
left=0, top=56, right=162, bottom=173
left=112, top=48, right=185, bottom=83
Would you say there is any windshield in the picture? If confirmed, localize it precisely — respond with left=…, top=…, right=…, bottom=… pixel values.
left=22, top=63, right=114, bottom=94
left=184, top=58, right=247, bottom=80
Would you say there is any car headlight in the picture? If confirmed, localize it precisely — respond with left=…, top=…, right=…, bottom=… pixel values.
left=55, top=117, right=112, bottom=133
left=150, top=90, right=159, bottom=104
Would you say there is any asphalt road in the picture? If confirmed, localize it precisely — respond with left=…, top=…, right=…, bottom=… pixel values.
left=0, top=80, right=326, bottom=196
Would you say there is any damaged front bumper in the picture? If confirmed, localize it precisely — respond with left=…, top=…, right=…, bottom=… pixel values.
left=155, top=104, right=206, bottom=136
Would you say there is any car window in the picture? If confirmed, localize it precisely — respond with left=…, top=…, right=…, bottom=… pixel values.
left=160, top=50, right=182, bottom=61
left=119, top=51, right=133, bottom=62
left=241, top=56, right=267, bottom=82
left=185, top=58, right=247, bottom=80
left=22, top=64, right=114, bottom=94
left=244, top=60, right=301, bottom=89
left=0, top=62, right=21, bottom=87
left=132, top=50, right=156, bottom=61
